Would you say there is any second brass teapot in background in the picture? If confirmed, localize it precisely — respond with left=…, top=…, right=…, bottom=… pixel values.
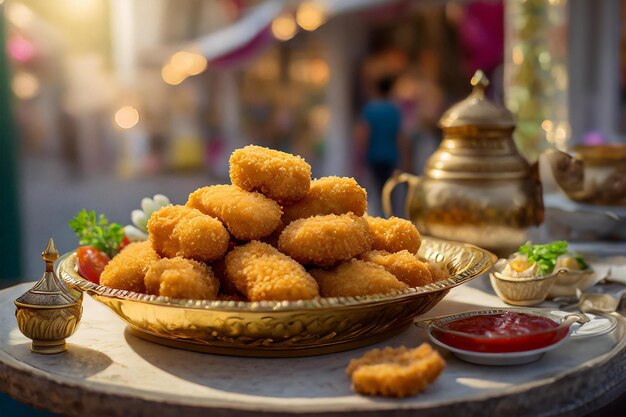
left=383, top=70, right=551, bottom=256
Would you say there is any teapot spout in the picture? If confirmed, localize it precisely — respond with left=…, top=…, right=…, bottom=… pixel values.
left=541, top=149, right=584, bottom=194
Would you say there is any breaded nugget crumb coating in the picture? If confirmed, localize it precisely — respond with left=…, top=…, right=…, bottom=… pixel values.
left=187, top=185, right=282, bottom=241
left=366, top=216, right=421, bottom=254
left=282, top=176, right=367, bottom=224
left=229, top=145, right=311, bottom=203
left=100, top=241, right=160, bottom=293
left=148, top=205, right=229, bottom=262
left=359, top=250, right=433, bottom=288
left=310, top=259, right=407, bottom=297
left=346, top=344, right=446, bottom=397
left=278, top=213, right=372, bottom=266
left=144, top=257, right=219, bottom=300
left=225, top=241, right=319, bottom=301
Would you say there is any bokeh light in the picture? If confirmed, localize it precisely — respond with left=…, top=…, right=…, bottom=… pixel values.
left=12, top=72, right=39, bottom=99
left=161, top=63, right=186, bottom=86
left=296, top=2, right=326, bottom=31
left=309, top=58, right=329, bottom=85
left=187, top=54, right=208, bottom=76
left=162, top=51, right=207, bottom=85
left=114, top=106, right=140, bottom=129
left=271, top=12, right=297, bottom=41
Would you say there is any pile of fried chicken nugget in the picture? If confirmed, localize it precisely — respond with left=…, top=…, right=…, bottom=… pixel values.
left=99, top=145, right=446, bottom=302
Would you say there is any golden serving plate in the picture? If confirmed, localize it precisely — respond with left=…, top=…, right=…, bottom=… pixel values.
left=57, top=237, right=495, bottom=357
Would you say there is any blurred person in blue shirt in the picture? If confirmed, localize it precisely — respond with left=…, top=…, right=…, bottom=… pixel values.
left=355, top=75, right=407, bottom=215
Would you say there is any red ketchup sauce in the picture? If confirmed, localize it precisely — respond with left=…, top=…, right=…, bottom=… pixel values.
left=431, top=312, right=568, bottom=353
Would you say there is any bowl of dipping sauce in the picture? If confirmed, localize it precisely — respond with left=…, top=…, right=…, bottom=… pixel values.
left=422, top=309, right=589, bottom=365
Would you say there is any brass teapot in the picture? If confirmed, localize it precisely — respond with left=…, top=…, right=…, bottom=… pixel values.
left=383, top=70, right=544, bottom=256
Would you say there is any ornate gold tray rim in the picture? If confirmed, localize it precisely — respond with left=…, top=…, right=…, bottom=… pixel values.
left=57, top=237, right=496, bottom=312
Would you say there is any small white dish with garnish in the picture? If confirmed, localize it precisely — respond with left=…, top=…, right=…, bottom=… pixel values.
left=490, top=241, right=595, bottom=305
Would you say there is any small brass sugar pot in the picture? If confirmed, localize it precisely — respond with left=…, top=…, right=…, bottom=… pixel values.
left=383, top=70, right=543, bottom=256
left=15, top=239, right=83, bottom=354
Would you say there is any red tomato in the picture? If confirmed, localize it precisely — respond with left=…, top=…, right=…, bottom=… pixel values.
left=118, top=236, right=131, bottom=252
left=77, top=246, right=111, bottom=284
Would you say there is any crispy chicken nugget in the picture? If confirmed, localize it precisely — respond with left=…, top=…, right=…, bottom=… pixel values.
left=100, top=241, right=160, bottom=293
left=278, top=213, right=372, bottom=266
left=346, top=344, right=446, bottom=397
left=229, top=145, right=311, bottom=203
left=144, top=257, right=219, bottom=300
left=147, top=205, right=229, bottom=262
left=310, top=259, right=407, bottom=297
left=366, top=216, right=421, bottom=254
left=359, top=250, right=433, bottom=288
left=281, top=176, right=367, bottom=224
left=187, top=185, right=282, bottom=241
left=225, top=241, right=319, bottom=301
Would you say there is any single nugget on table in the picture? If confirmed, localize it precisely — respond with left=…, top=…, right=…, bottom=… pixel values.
left=366, top=216, right=421, bottom=254
left=346, top=343, right=446, bottom=397
left=310, top=259, right=407, bottom=297
left=359, top=250, right=433, bottom=288
left=229, top=145, right=311, bottom=203
left=187, top=185, right=282, bottom=241
left=278, top=213, right=372, bottom=266
left=281, top=176, right=368, bottom=224
left=147, top=205, right=229, bottom=262
left=225, top=241, right=319, bottom=301
left=144, top=257, right=219, bottom=300
left=100, top=241, right=160, bottom=293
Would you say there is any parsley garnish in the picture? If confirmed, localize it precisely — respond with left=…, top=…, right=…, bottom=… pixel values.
left=69, top=209, right=124, bottom=257
left=517, top=241, right=569, bottom=275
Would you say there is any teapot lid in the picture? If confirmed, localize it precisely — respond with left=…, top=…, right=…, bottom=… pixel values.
left=439, top=70, right=515, bottom=129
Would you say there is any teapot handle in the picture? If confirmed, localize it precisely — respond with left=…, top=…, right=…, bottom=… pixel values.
left=382, top=171, right=420, bottom=218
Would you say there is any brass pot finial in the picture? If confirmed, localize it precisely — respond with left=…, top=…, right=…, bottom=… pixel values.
left=15, top=238, right=83, bottom=354
left=470, top=70, right=489, bottom=97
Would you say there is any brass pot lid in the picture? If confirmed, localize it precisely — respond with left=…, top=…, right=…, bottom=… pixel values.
left=15, top=239, right=81, bottom=308
left=439, top=70, right=515, bottom=129
left=424, top=149, right=530, bottom=180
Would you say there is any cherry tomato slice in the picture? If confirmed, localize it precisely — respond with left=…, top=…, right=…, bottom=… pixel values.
left=118, top=236, right=131, bottom=252
left=76, top=246, right=111, bottom=284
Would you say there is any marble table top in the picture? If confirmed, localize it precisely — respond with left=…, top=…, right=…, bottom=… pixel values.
left=1, top=276, right=625, bottom=417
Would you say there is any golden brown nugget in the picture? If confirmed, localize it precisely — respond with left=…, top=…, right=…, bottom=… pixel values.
left=144, top=257, right=219, bottom=300
left=229, top=145, right=311, bottom=203
left=100, top=241, right=160, bottom=293
left=187, top=185, right=282, bottom=241
left=359, top=250, right=433, bottom=288
left=366, top=216, right=421, bottom=254
left=148, top=205, right=229, bottom=262
left=278, top=213, right=372, bottom=266
left=346, top=344, right=446, bottom=397
left=310, top=259, right=407, bottom=297
left=225, top=241, right=319, bottom=301
left=281, top=176, right=367, bottom=224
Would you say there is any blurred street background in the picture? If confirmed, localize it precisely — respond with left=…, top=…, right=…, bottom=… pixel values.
left=0, top=0, right=625, bottom=280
